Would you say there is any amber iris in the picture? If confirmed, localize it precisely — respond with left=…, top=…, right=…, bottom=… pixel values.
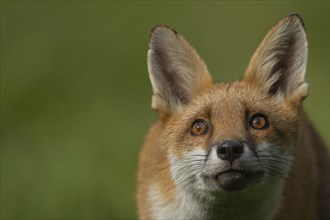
left=191, top=119, right=209, bottom=136
left=249, top=114, right=269, bottom=130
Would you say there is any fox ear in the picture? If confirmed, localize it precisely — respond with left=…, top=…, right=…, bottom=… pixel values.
left=243, top=14, right=308, bottom=103
left=148, top=26, right=212, bottom=114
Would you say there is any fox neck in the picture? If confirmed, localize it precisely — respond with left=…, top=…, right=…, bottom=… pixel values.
left=148, top=179, right=284, bottom=220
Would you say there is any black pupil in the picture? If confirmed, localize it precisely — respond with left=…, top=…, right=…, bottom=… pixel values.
left=250, top=114, right=268, bottom=129
left=254, top=117, right=263, bottom=125
left=195, top=122, right=204, bottom=132
left=192, top=120, right=207, bottom=135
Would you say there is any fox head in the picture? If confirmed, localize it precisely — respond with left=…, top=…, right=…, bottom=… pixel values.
left=147, top=14, right=307, bottom=195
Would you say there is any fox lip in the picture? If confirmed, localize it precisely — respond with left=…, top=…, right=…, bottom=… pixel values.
left=212, top=169, right=264, bottom=191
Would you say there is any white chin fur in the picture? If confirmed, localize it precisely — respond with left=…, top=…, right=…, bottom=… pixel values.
left=147, top=143, right=294, bottom=219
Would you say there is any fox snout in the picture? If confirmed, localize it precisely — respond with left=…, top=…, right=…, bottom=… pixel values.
left=203, top=139, right=266, bottom=192
left=215, top=140, right=244, bottom=163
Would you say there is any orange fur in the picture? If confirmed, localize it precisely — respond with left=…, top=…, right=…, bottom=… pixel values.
left=137, top=14, right=329, bottom=220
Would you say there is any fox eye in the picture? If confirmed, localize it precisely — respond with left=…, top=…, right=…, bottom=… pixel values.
left=249, top=113, right=269, bottom=130
left=191, top=119, right=209, bottom=136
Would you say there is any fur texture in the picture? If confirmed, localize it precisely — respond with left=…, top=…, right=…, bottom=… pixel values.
left=137, top=14, right=330, bottom=220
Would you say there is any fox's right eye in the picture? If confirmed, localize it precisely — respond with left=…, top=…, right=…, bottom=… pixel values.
left=191, top=119, right=209, bottom=136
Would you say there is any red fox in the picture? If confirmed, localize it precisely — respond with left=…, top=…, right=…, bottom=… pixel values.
left=136, top=14, right=329, bottom=220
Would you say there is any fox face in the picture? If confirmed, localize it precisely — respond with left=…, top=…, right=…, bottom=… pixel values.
left=137, top=14, right=327, bottom=220
left=149, top=14, right=306, bottom=193
left=163, top=83, right=298, bottom=194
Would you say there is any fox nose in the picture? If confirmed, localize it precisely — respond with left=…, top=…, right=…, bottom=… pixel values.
left=216, top=140, right=244, bottom=163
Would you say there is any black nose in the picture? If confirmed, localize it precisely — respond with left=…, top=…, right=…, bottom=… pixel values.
left=216, top=140, right=244, bottom=163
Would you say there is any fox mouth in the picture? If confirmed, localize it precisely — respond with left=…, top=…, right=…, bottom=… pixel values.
left=212, top=169, right=264, bottom=191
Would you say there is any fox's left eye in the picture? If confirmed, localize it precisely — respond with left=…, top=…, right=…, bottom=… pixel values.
left=191, top=119, right=209, bottom=136
left=249, top=113, right=269, bottom=130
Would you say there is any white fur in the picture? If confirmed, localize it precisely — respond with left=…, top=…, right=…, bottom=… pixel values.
left=147, top=143, right=293, bottom=220
left=148, top=26, right=212, bottom=112
left=244, top=14, right=308, bottom=101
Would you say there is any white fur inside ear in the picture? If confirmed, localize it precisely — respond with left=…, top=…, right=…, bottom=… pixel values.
left=147, top=26, right=212, bottom=113
left=244, top=14, right=308, bottom=102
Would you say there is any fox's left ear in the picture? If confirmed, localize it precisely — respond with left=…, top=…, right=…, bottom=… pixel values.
left=243, top=14, right=308, bottom=103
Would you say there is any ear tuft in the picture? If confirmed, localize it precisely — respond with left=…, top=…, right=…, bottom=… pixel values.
left=244, top=13, right=308, bottom=103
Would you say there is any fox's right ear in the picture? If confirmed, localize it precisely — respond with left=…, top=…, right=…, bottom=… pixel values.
left=148, top=26, right=212, bottom=115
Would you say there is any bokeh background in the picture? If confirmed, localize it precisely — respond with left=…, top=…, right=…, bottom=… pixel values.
left=1, top=1, right=329, bottom=219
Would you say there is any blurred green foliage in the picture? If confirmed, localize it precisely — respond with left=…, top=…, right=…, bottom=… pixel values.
left=1, top=1, right=329, bottom=219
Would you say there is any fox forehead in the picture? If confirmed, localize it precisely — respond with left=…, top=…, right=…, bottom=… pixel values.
left=177, top=80, right=287, bottom=119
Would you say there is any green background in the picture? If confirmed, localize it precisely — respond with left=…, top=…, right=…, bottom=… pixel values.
left=1, top=1, right=329, bottom=219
